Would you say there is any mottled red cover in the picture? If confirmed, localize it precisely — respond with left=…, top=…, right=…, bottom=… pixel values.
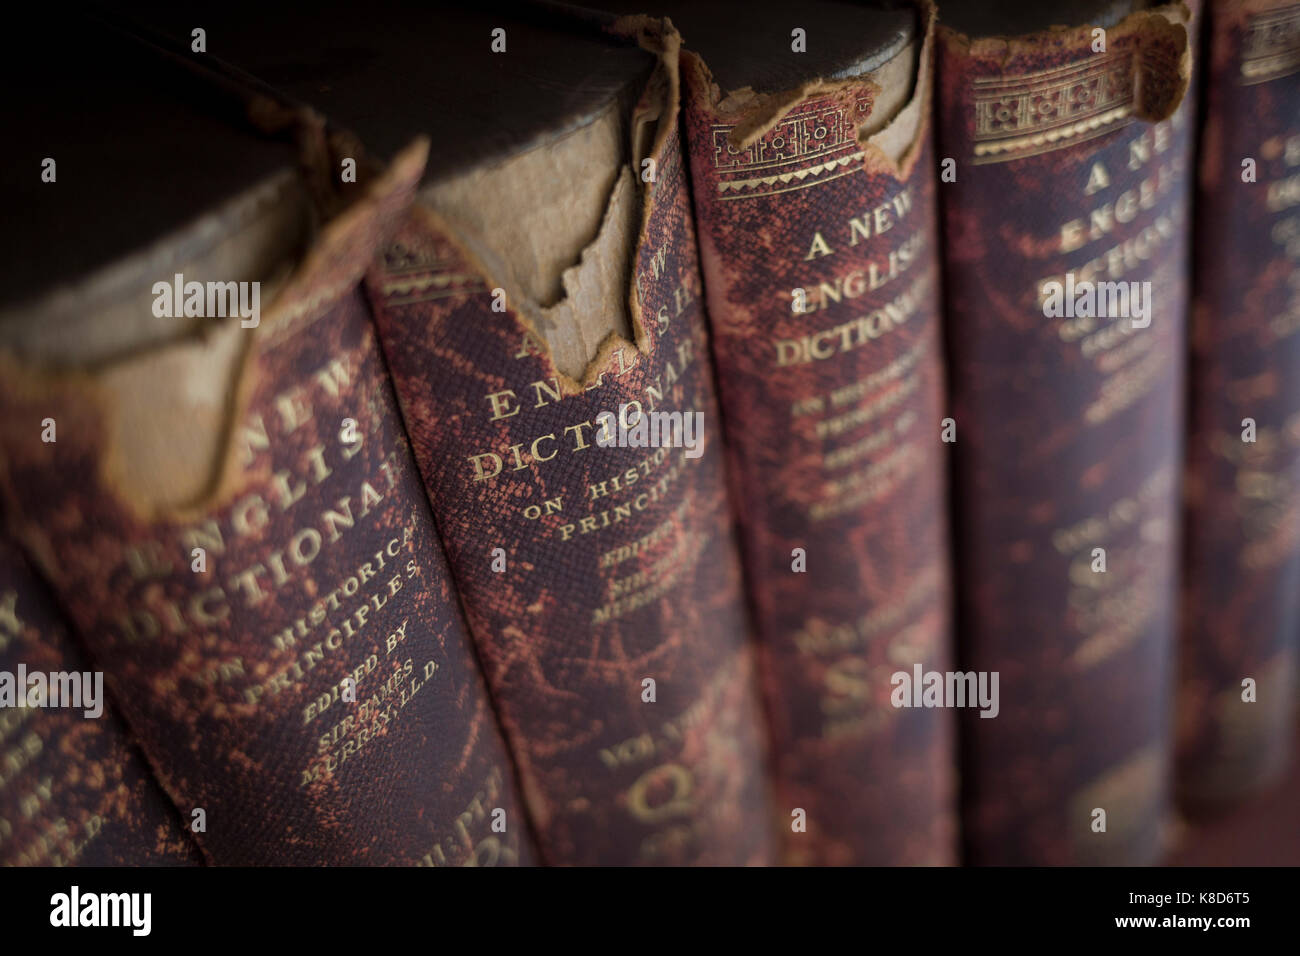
left=937, top=4, right=1196, bottom=864
left=0, top=154, right=534, bottom=866
left=679, top=23, right=957, bottom=865
left=0, top=534, right=200, bottom=866
left=365, top=92, right=773, bottom=863
left=1178, top=0, right=1300, bottom=808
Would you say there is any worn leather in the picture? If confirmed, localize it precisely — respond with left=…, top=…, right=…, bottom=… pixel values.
left=0, top=155, right=534, bottom=867
left=366, top=101, right=775, bottom=865
left=678, top=11, right=958, bottom=865
left=1178, top=0, right=1300, bottom=810
left=0, top=536, right=202, bottom=866
left=937, top=2, right=1196, bottom=865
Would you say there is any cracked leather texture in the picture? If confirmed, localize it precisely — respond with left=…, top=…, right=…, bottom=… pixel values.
left=366, top=119, right=775, bottom=865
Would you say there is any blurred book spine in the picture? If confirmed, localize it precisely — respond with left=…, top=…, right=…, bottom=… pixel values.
left=0, top=533, right=201, bottom=866
left=936, top=0, right=1198, bottom=864
left=1177, top=0, right=1300, bottom=809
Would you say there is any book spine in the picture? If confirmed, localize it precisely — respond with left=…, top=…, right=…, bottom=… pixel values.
left=0, top=533, right=200, bottom=866
left=365, top=39, right=774, bottom=865
left=677, top=13, right=956, bottom=865
left=937, top=4, right=1196, bottom=864
left=0, top=147, right=535, bottom=866
left=1178, top=0, right=1300, bottom=808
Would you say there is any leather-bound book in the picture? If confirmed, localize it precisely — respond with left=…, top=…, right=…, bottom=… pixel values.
left=582, top=0, right=957, bottom=865
left=127, top=1, right=777, bottom=864
left=936, top=0, right=1196, bottom=864
left=0, top=532, right=201, bottom=866
left=1178, top=0, right=1300, bottom=810
left=0, top=16, right=534, bottom=866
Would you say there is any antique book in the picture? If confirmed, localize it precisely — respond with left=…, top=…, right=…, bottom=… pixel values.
left=1177, top=0, right=1300, bottom=810
left=936, top=0, right=1197, bottom=864
left=128, top=1, right=777, bottom=864
left=0, top=531, right=201, bottom=866
left=587, top=0, right=957, bottom=865
left=0, top=17, right=534, bottom=866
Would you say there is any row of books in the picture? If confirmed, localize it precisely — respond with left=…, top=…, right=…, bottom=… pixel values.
left=0, top=0, right=1295, bottom=866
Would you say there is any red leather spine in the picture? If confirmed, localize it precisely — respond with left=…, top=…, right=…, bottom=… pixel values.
left=1178, top=0, right=1300, bottom=808
left=0, top=535, right=200, bottom=865
left=365, top=72, right=774, bottom=864
left=678, top=16, right=957, bottom=865
left=936, top=3, right=1196, bottom=864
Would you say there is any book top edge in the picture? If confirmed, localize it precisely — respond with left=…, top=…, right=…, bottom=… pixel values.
left=938, top=0, right=1144, bottom=38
